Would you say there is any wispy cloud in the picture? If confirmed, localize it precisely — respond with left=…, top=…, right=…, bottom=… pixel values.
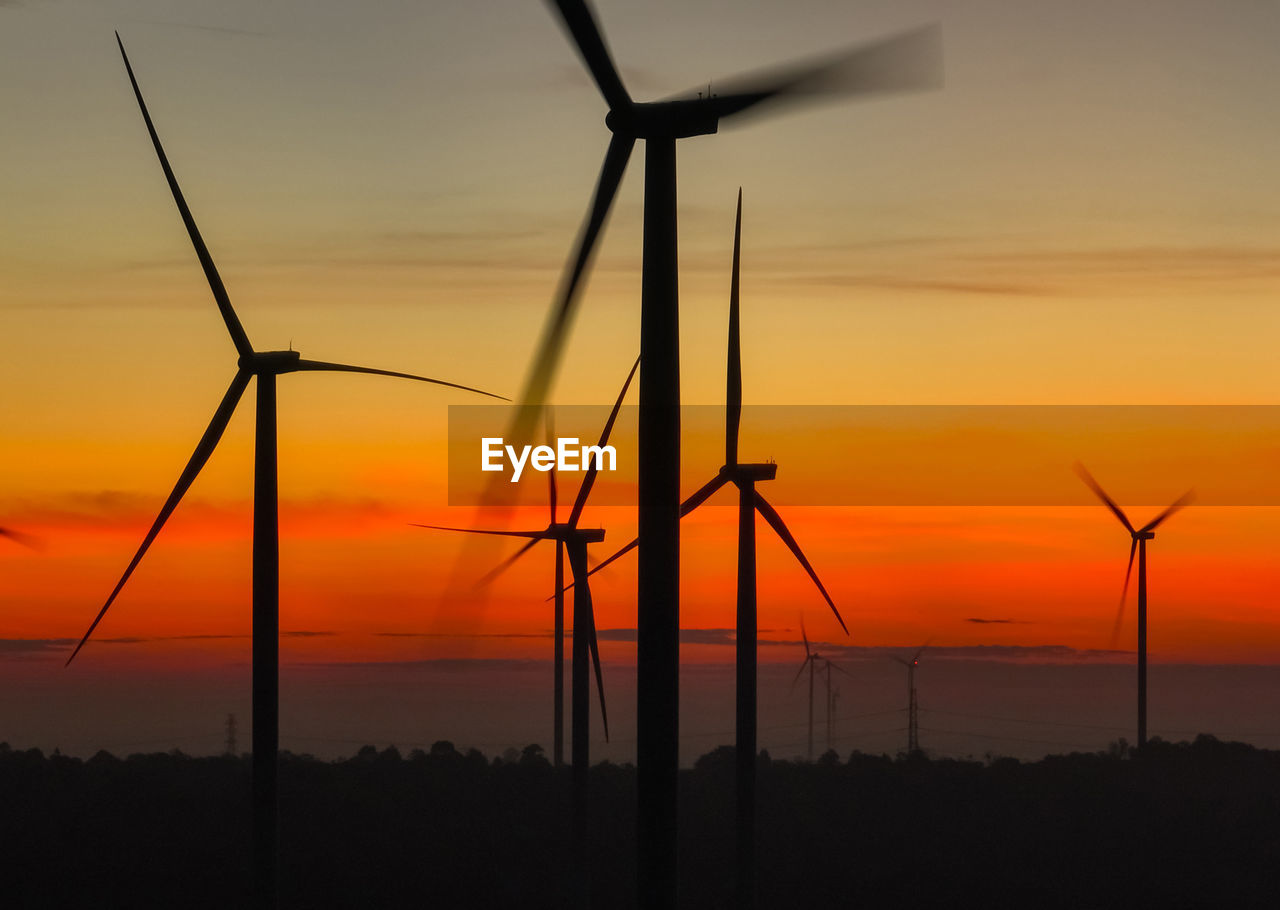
left=128, top=19, right=275, bottom=39
left=0, top=638, right=74, bottom=655
left=964, top=617, right=1031, bottom=625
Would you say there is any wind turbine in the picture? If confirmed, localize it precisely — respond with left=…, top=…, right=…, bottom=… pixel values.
left=516, top=5, right=941, bottom=902
left=1075, top=463, right=1194, bottom=748
left=890, top=645, right=926, bottom=754
left=416, top=357, right=637, bottom=910
left=791, top=623, right=839, bottom=763
left=67, top=36, right=503, bottom=910
left=554, top=193, right=845, bottom=908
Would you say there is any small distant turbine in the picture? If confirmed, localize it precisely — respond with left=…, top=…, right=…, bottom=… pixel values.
left=68, top=36, right=504, bottom=910
left=1075, top=463, right=1194, bottom=748
left=890, top=644, right=926, bottom=755
left=791, top=623, right=851, bottom=762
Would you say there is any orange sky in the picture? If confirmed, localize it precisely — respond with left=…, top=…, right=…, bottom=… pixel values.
left=4, top=0, right=1280, bottom=691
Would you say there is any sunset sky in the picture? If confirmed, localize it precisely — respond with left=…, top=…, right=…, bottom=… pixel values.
left=3, top=0, right=1280, bottom=760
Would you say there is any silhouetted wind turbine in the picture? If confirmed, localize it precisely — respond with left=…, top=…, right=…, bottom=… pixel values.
left=819, top=654, right=855, bottom=755
left=1075, top=463, right=1194, bottom=748
left=512, top=6, right=941, bottom=902
left=67, top=35, right=503, bottom=910
left=891, top=645, right=927, bottom=754
left=792, top=623, right=828, bottom=762
left=416, top=356, right=637, bottom=910
left=554, top=193, right=845, bottom=908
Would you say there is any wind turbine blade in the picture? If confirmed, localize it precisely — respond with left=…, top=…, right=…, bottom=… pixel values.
left=546, top=0, right=632, bottom=111
left=756, top=492, right=847, bottom=635
left=725, top=189, right=742, bottom=468
left=682, top=473, right=732, bottom=517
left=115, top=34, right=252, bottom=358
left=828, top=660, right=860, bottom=681
left=801, top=619, right=810, bottom=655
left=912, top=643, right=928, bottom=663
left=477, top=536, right=545, bottom=588
left=66, top=369, right=251, bottom=665
left=688, top=25, right=942, bottom=124
left=1112, top=537, right=1137, bottom=645
left=546, top=472, right=732, bottom=600
left=584, top=588, right=610, bottom=743
left=1073, top=463, right=1135, bottom=534
left=1139, top=490, right=1196, bottom=534
left=568, top=355, right=640, bottom=527
left=410, top=524, right=544, bottom=539
left=890, top=655, right=909, bottom=667
left=291, top=360, right=506, bottom=400
left=503, top=132, right=635, bottom=462
left=791, top=655, right=812, bottom=689
left=0, top=528, right=41, bottom=550
left=547, top=413, right=558, bottom=524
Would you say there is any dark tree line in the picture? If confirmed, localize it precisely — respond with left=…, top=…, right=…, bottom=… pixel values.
left=2, top=735, right=1277, bottom=908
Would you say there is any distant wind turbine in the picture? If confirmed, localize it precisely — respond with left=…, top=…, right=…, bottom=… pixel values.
left=416, top=356, right=637, bottom=910
left=1075, top=463, right=1193, bottom=748
left=890, top=644, right=927, bottom=754
left=514, top=5, right=941, bottom=901
left=67, top=35, right=504, bottom=910
left=791, top=623, right=853, bottom=762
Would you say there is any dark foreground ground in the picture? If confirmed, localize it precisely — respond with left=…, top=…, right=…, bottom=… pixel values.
left=3, top=736, right=1278, bottom=909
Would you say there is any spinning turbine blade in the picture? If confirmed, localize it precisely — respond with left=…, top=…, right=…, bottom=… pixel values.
left=1112, top=537, right=1137, bottom=645
left=726, top=190, right=742, bottom=467
left=547, top=415, right=558, bottom=524
left=116, top=34, right=252, bottom=358
left=690, top=24, right=942, bottom=124
left=1073, top=463, right=1135, bottom=534
left=477, top=535, right=545, bottom=588
left=507, top=132, right=635, bottom=453
left=67, top=369, right=251, bottom=665
left=1139, top=490, right=1196, bottom=533
left=547, top=0, right=632, bottom=111
left=569, top=355, right=640, bottom=527
left=292, top=360, right=506, bottom=400
left=755, top=491, right=847, bottom=634
left=0, top=528, right=40, bottom=550
left=912, top=644, right=928, bottom=663
left=801, top=620, right=810, bottom=656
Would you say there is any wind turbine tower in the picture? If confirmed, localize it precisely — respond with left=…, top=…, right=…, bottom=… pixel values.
left=892, top=646, right=926, bottom=754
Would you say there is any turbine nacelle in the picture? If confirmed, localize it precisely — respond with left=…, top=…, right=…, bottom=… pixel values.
left=1133, top=530, right=1155, bottom=541
left=551, top=523, right=606, bottom=544
left=719, top=462, right=777, bottom=484
left=605, top=100, right=720, bottom=140
left=241, top=350, right=303, bottom=374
